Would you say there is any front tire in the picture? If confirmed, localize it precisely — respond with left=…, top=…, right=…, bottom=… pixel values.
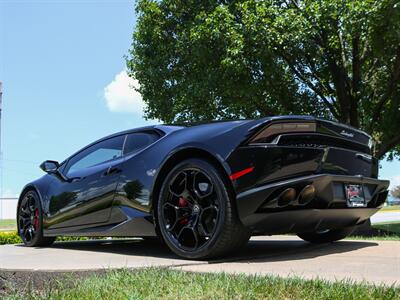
left=17, top=190, right=56, bottom=247
left=297, top=226, right=356, bottom=244
left=157, top=158, right=250, bottom=259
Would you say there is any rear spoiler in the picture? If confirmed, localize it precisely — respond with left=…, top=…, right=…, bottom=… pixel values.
left=246, top=116, right=372, bottom=148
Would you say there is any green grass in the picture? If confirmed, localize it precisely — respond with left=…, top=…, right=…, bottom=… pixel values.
left=0, top=231, right=90, bottom=245
left=347, top=234, right=400, bottom=241
left=0, top=219, right=16, bottom=226
left=0, top=219, right=16, bottom=231
left=4, top=268, right=400, bottom=300
left=373, top=221, right=400, bottom=233
left=381, top=205, right=400, bottom=212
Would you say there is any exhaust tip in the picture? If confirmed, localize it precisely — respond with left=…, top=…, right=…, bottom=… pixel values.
left=277, top=188, right=297, bottom=207
left=298, top=185, right=316, bottom=205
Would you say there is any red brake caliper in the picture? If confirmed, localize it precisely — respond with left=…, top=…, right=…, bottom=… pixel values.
left=34, top=209, right=39, bottom=230
left=178, top=197, right=189, bottom=225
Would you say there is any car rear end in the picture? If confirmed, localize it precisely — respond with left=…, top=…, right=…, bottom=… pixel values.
left=227, top=116, right=389, bottom=235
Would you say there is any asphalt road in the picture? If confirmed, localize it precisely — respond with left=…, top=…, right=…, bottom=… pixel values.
left=1, top=235, right=399, bottom=286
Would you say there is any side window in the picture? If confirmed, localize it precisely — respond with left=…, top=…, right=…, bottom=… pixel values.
left=123, top=132, right=160, bottom=155
left=65, top=135, right=125, bottom=175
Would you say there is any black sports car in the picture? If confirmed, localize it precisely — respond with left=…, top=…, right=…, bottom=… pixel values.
left=17, top=116, right=389, bottom=259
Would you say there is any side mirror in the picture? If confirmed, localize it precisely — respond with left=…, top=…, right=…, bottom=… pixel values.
left=40, top=160, right=60, bottom=174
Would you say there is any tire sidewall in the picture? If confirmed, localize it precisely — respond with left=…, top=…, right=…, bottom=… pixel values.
left=157, top=158, right=229, bottom=259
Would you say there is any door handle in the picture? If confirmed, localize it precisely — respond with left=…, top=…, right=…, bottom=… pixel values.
left=104, top=165, right=120, bottom=176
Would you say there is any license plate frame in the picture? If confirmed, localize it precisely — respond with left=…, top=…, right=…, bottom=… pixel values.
left=345, top=184, right=367, bottom=208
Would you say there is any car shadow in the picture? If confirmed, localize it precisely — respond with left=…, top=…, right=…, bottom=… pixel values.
left=48, top=239, right=178, bottom=259
left=209, top=238, right=378, bottom=264
left=44, top=237, right=379, bottom=264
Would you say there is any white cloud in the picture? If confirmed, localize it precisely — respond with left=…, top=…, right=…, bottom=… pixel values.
left=104, top=70, right=145, bottom=114
left=388, top=175, right=400, bottom=191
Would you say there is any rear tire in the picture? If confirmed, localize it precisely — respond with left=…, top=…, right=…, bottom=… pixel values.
left=157, top=158, right=250, bottom=259
left=17, top=190, right=56, bottom=247
left=297, top=226, right=355, bottom=244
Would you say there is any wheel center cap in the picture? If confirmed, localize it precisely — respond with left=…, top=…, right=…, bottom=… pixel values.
left=193, top=205, right=200, bottom=213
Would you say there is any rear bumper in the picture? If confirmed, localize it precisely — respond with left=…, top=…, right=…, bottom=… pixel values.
left=245, top=208, right=379, bottom=235
left=236, top=174, right=389, bottom=233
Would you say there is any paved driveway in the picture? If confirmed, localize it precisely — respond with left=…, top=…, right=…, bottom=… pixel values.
left=1, top=235, right=399, bottom=286
left=371, top=211, right=400, bottom=224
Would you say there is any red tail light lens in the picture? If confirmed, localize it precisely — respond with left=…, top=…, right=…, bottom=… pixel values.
left=229, top=167, right=255, bottom=181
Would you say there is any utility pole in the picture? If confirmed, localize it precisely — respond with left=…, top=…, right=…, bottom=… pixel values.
left=0, top=81, right=3, bottom=219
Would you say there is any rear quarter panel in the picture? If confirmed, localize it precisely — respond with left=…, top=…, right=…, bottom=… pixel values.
left=114, top=121, right=257, bottom=213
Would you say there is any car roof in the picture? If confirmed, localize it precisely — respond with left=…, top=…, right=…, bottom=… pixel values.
left=103, top=119, right=252, bottom=140
left=98, top=124, right=183, bottom=140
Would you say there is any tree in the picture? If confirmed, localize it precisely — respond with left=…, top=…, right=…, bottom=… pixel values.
left=392, top=185, right=400, bottom=199
left=127, top=0, right=400, bottom=159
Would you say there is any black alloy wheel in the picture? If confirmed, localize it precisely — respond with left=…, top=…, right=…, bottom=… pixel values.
left=158, top=158, right=250, bottom=259
left=18, top=191, right=55, bottom=247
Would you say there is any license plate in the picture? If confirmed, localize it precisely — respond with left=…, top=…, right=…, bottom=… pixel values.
left=345, top=184, right=366, bottom=207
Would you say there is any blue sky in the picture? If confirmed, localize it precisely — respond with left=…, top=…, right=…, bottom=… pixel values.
left=0, top=0, right=155, bottom=197
left=0, top=0, right=399, bottom=198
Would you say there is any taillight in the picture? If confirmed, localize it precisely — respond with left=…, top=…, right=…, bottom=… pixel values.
left=249, top=122, right=316, bottom=144
left=229, top=167, right=255, bottom=181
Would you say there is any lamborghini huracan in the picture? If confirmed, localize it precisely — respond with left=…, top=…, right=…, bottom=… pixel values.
left=17, top=116, right=389, bottom=259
